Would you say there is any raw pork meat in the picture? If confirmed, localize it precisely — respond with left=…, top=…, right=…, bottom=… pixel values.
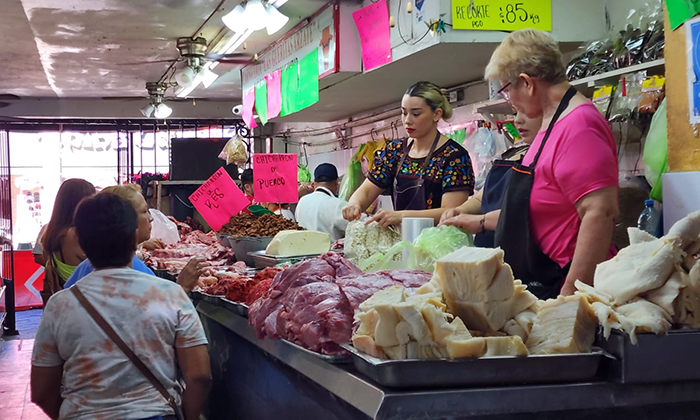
left=248, top=253, right=430, bottom=355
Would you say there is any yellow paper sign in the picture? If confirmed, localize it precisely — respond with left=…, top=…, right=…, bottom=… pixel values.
left=452, top=0, right=551, bottom=31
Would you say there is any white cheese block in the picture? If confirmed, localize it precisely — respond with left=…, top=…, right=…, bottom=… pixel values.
left=265, top=230, right=331, bottom=257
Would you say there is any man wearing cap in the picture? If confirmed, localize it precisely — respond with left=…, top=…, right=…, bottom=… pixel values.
left=295, top=163, right=349, bottom=241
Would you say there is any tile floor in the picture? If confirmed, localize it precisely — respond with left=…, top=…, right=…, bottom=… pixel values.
left=1, top=309, right=51, bottom=420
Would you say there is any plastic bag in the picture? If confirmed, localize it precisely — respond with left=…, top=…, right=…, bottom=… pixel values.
left=345, top=220, right=401, bottom=262
left=592, top=85, right=616, bottom=118
left=149, top=209, right=180, bottom=244
left=298, top=164, right=311, bottom=182
left=411, top=225, right=474, bottom=272
left=609, top=72, right=646, bottom=122
left=339, top=147, right=366, bottom=202
left=639, top=75, right=665, bottom=114
left=218, top=136, right=248, bottom=166
left=354, top=225, right=474, bottom=273
left=642, top=98, right=667, bottom=202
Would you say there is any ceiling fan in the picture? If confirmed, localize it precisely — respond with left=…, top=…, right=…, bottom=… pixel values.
left=119, top=37, right=255, bottom=67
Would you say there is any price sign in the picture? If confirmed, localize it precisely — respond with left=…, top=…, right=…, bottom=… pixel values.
left=189, top=168, right=249, bottom=231
left=452, top=0, right=551, bottom=31
left=253, top=153, right=299, bottom=204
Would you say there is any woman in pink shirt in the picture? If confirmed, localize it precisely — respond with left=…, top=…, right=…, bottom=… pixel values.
left=480, top=29, right=619, bottom=299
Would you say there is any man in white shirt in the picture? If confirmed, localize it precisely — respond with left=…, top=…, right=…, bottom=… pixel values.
left=295, top=163, right=349, bottom=242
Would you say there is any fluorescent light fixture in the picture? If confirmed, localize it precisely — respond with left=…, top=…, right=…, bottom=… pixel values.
left=265, top=3, right=289, bottom=35
left=225, top=28, right=254, bottom=53
left=174, top=66, right=197, bottom=88
left=140, top=103, right=155, bottom=118
left=244, top=0, right=268, bottom=31
left=154, top=103, right=173, bottom=119
left=222, top=5, right=246, bottom=31
left=199, top=67, right=219, bottom=88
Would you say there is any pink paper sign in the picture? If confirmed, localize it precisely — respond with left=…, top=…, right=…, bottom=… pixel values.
left=352, top=0, right=392, bottom=71
left=242, top=88, right=257, bottom=129
left=266, top=70, right=282, bottom=120
left=189, top=167, right=250, bottom=231
left=252, top=153, right=299, bottom=204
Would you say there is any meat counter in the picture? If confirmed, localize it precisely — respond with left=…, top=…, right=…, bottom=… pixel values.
left=196, top=300, right=700, bottom=420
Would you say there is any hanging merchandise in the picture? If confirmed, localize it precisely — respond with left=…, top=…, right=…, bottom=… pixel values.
left=463, top=125, right=509, bottom=191
left=642, top=98, right=668, bottom=202
left=639, top=75, right=666, bottom=114
left=592, top=85, right=616, bottom=118
left=218, top=136, right=248, bottom=166
left=255, top=79, right=268, bottom=125
left=608, top=72, right=646, bottom=123
left=281, top=60, right=300, bottom=117
left=566, top=1, right=664, bottom=81
left=339, top=145, right=366, bottom=201
left=353, top=138, right=386, bottom=176
left=298, top=164, right=312, bottom=183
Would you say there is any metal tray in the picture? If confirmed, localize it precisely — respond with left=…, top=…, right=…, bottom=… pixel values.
left=248, top=250, right=321, bottom=269
left=191, top=291, right=249, bottom=318
left=341, top=343, right=607, bottom=389
left=154, top=269, right=177, bottom=282
left=595, top=328, right=700, bottom=383
left=218, top=297, right=249, bottom=318
left=280, top=338, right=351, bottom=364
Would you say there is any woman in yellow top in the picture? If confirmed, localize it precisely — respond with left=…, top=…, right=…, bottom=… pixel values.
left=40, top=178, right=96, bottom=304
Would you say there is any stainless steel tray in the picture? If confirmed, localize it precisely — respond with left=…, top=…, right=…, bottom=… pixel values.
left=595, top=328, right=700, bottom=383
left=218, top=296, right=249, bottom=318
left=191, top=291, right=249, bottom=318
left=154, top=269, right=177, bottom=282
left=248, top=250, right=321, bottom=269
left=280, top=338, right=351, bottom=364
left=341, top=343, right=607, bottom=389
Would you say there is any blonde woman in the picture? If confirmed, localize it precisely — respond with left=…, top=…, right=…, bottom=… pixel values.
left=63, top=184, right=203, bottom=292
left=483, top=29, right=619, bottom=298
left=342, top=81, right=475, bottom=227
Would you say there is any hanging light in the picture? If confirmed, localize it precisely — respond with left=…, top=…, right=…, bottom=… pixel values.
left=265, top=2, right=289, bottom=35
left=199, top=67, right=219, bottom=88
left=174, top=66, right=197, bottom=88
left=154, top=103, right=173, bottom=119
left=139, top=103, right=155, bottom=118
left=222, top=4, right=246, bottom=31
left=244, top=0, right=269, bottom=31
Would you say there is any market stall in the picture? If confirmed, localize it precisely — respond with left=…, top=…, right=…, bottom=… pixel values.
left=195, top=301, right=700, bottom=420
left=171, top=209, right=700, bottom=420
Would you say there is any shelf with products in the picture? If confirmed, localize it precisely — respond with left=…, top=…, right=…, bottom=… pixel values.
left=474, top=59, right=666, bottom=119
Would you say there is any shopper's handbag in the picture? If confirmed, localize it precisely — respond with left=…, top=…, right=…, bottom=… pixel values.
left=71, top=287, right=185, bottom=420
left=40, top=252, right=66, bottom=306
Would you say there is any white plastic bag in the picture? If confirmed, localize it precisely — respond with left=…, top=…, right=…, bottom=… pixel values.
left=149, top=209, right=180, bottom=244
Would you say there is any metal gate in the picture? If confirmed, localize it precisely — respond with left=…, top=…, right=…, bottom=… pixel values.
left=0, top=129, right=16, bottom=335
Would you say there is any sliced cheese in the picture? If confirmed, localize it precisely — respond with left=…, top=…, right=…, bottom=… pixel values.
left=265, top=230, right=330, bottom=257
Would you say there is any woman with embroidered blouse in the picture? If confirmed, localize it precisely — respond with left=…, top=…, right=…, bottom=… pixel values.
left=342, top=81, right=475, bottom=227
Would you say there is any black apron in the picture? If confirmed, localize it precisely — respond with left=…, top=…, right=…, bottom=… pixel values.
left=494, top=87, right=577, bottom=299
left=474, top=145, right=529, bottom=248
left=392, top=131, right=441, bottom=211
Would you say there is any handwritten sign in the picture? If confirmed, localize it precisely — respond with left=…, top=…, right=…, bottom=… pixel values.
left=452, top=0, right=551, bottom=31
left=253, top=153, right=299, bottom=203
left=352, top=0, right=392, bottom=72
left=189, top=168, right=249, bottom=231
